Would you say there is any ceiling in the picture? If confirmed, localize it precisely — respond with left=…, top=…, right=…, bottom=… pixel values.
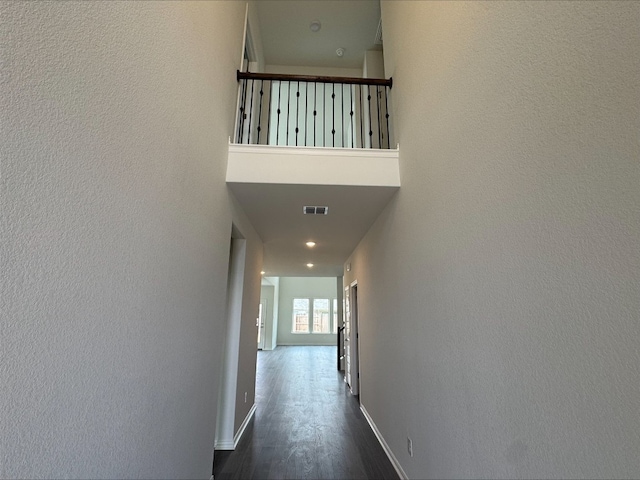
left=238, top=1, right=391, bottom=278
left=255, top=0, right=382, bottom=69
left=228, top=183, right=398, bottom=277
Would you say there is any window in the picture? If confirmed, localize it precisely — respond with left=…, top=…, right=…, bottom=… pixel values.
left=291, top=297, right=337, bottom=334
left=313, top=299, right=330, bottom=333
left=292, top=298, right=309, bottom=333
left=332, top=298, right=338, bottom=334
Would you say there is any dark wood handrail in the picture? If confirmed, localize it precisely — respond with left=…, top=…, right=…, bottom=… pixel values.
left=237, top=70, right=392, bottom=88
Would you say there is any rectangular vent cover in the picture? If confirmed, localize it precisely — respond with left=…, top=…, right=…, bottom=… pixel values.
left=303, top=206, right=329, bottom=215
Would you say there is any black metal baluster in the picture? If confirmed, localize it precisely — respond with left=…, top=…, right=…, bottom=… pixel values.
left=295, top=81, right=300, bottom=146
left=236, top=78, right=247, bottom=143
left=257, top=80, right=264, bottom=144
left=341, top=84, right=345, bottom=147
left=323, top=83, right=326, bottom=147
left=384, top=86, right=390, bottom=149
left=359, top=84, right=364, bottom=148
left=376, top=85, right=382, bottom=149
left=266, top=80, right=272, bottom=145
left=286, top=82, right=291, bottom=145
left=350, top=85, right=354, bottom=148
left=276, top=81, right=282, bottom=145
left=304, top=81, right=308, bottom=146
left=247, top=79, right=255, bottom=144
left=332, top=83, right=335, bottom=147
left=367, top=85, right=373, bottom=148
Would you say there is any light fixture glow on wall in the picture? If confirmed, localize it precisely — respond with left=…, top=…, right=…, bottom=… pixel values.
left=306, top=263, right=314, bottom=268
left=306, top=241, right=316, bottom=248
left=260, top=271, right=265, bottom=275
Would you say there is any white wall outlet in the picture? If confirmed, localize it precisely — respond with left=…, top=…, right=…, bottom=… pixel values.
left=407, top=437, right=413, bottom=457
left=244, top=392, right=247, bottom=403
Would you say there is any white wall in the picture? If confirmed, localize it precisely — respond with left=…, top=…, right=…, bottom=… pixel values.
left=228, top=199, right=263, bottom=438
left=276, top=277, right=338, bottom=346
left=0, top=2, right=260, bottom=478
left=363, top=49, right=385, bottom=79
left=346, top=1, right=640, bottom=479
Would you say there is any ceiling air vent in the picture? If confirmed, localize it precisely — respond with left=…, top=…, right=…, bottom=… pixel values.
left=303, top=206, right=329, bottom=215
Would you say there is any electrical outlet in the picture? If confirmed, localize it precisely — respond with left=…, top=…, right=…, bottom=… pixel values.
left=407, top=437, right=413, bottom=457
left=244, top=392, right=247, bottom=403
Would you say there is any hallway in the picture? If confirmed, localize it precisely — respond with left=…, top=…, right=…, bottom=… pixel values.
left=213, top=346, right=399, bottom=480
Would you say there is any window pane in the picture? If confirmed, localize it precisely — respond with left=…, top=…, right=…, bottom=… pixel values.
left=333, top=298, right=338, bottom=334
left=313, top=299, right=330, bottom=333
left=292, top=298, right=309, bottom=333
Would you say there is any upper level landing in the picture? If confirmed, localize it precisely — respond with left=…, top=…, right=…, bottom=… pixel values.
left=226, top=71, right=400, bottom=277
left=227, top=143, right=399, bottom=188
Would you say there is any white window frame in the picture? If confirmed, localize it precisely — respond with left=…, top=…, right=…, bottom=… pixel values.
left=291, top=297, right=338, bottom=334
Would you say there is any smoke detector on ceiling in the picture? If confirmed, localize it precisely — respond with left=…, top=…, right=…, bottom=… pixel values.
left=336, top=47, right=345, bottom=57
left=310, top=20, right=321, bottom=33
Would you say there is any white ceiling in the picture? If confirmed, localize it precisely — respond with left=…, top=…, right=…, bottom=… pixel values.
left=228, top=182, right=398, bottom=277
left=237, top=0, right=391, bottom=278
left=256, top=0, right=382, bottom=69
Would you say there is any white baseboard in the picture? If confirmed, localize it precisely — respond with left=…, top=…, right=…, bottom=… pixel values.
left=233, top=403, right=256, bottom=448
left=360, top=404, right=409, bottom=480
left=214, top=439, right=234, bottom=450
left=214, top=403, right=256, bottom=450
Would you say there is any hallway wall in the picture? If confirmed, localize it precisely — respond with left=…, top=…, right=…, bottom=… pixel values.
left=1, top=2, right=257, bottom=478
left=346, top=1, right=640, bottom=478
left=276, top=277, right=338, bottom=346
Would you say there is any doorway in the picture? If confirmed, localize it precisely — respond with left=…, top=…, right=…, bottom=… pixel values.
left=257, top=298, right=266, bottom=350
left=344, top=281, right=360, bottom=397
left=215, top=226, right=247, bottom=450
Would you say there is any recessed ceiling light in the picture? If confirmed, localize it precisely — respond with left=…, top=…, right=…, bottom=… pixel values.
left=336, top=47, right=345, bottom=57
left=310, top=20, right=321, bottom=33
left=306, top=263, right=314, bottom=268
left=306, top=241, right=316, bottom=248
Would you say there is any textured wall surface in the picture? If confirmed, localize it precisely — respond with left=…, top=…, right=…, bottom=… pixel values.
left=229, top=195, right=263, bottom=435
left=346, top=1, right=640, bottom=478
left=0, top=2, right=253, bottom=478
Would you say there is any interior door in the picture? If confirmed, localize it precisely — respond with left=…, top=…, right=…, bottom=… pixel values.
left=349, top=282, right=359, bottom=397
left=257, top=299, right=266, bottom=350
left=344, top=286, right=351, bottom=388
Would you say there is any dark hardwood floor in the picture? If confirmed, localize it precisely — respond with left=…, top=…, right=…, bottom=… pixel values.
left=213, top=346, right=399, bottom=480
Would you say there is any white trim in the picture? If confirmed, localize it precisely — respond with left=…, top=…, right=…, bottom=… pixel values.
left=360, top=404, right=409, bottom=480
left=233, top=403, right=257, bottom=448
left=214, top=439, right=234, bottom=450
left=229, top=143, right=400, bottom=158
left=214, top=404, right=256, bottom=450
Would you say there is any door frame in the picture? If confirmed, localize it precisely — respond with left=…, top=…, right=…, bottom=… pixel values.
left=348, top=280, right=360, bottom=397
left=257, top=298, right=267, bottom=350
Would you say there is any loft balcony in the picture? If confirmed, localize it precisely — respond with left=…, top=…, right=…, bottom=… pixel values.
left=234, top=71, right=394, bottom=149
left=227, top=71, right=400, bottom=188
left=226, top=71, right=401, bottom=277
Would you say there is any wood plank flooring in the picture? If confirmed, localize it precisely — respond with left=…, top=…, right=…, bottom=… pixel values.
left=213, top=346, right=399, bottom=480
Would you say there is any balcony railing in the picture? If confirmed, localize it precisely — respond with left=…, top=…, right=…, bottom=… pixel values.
left=235, top=71, right=393, bottom=149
